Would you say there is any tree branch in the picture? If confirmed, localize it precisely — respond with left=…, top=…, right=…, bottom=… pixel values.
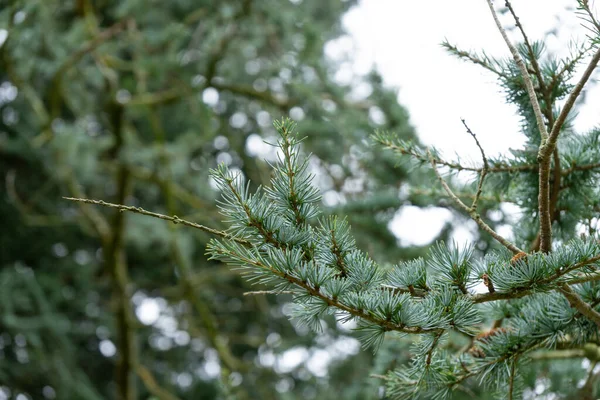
left=63, top=197, right=250, bottom=246
left=473, top=254, right=600, bottom=303
left=428, top=150, right=524, bottom=255
left=136, top=365, right=183, bottom=400
left=485, top=0, right=548, bottom=142
left=461, top=119, right=488, bottom=211
left=557, top=283, right=600, bottom=327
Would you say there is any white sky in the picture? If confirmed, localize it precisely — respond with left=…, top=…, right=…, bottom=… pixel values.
left=341, top=0, right=600, bottom=246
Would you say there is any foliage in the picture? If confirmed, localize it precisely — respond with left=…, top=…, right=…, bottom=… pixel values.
left=197, top=2, right=600, bottom=399
left=5, top=0, right=600, bottom=399
left=0, top=1, right=428, bottom=399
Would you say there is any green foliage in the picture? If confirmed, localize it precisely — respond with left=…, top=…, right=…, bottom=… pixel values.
left=208, top=7, right=600, bottom=391
left=5, top=1, right=600, bottom=399
left=0, top=1, right=425, bottom=399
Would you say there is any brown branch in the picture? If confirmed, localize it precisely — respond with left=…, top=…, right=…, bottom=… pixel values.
left=567, top=271, right=600, bottom=285
left=562, top=162, right=600, bottom=175
left=211, top=245, right=433, bottom=335
left=538, top=46, right=600, bottom=252
left=136, top=365, right=182, bottom=400
left=474, top=254, right=600, bottom=303
left=49, top=19, right=129, bottom=117
left=105, top=103, right=137, bottom=400
left=557, top=283, right=600, bottom=327
left=428, top=150, right=524, bottom=255
left=505, top=0, right=549, bottom=95
left=530, top=344, right=600, bottom=362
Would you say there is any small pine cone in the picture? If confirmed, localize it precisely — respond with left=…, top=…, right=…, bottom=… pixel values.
left=510, top=251, right=528, bottom=266
left=469, top=346, right=486, bottom=358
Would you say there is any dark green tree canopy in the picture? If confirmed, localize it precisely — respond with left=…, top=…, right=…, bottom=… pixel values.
left=0, top=1, right=428, bottom=399
left=5, top=1, right=600, bottom=400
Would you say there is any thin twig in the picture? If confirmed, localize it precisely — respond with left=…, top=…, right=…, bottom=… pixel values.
left=63, top=197, right=250, bottom=246
left=243, top=290, right=295, bottom=296
left=505, top=0, right=548, bottom=94
left=375, top=137, right=535, bottom=173
left=461, top=119, right=488, bottom=211
left=427, top=150, right=523, bottom=255
left=485, top=0, right=548, bottom=142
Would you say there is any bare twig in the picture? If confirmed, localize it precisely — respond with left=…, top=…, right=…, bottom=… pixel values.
left=427, top=150, right=523, bottom=255
left=461, top=119, right=488, bottom=211
left=62, top=197, right=250, bottom=245
left=243, top=290, right=295, bottom=296
left=145, top=104, right=245, bottom=373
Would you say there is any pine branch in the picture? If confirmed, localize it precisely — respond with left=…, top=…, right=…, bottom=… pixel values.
left=441, top=41, right=508, bottom=79
left=562, top=162, right=600, bottom=175
left=62, top=197, right=250, bottom=246
left=473, top=254, right=600, bottom=303
left=557, top=283, right=600, bottom=327
left=210, top=244, right=432, bottom=335
left=374, top=134, right=535, bottom=173
left=427, top=150, right=524, bottom=255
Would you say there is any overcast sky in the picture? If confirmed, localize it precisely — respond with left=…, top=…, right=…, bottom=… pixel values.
left=340, top=0, right=600, bottom=246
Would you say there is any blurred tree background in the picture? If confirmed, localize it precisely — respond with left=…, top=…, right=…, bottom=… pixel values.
left=0, top=0, right=461, bottom=399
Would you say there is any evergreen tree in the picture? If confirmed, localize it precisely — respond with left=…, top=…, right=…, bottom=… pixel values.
left=0, top=1, right=429, bottom=399
left=72, top=1, right=600, bottom=398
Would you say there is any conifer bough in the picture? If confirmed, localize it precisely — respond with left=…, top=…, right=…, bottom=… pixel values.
left=67, top=1, right=600, bottom=398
